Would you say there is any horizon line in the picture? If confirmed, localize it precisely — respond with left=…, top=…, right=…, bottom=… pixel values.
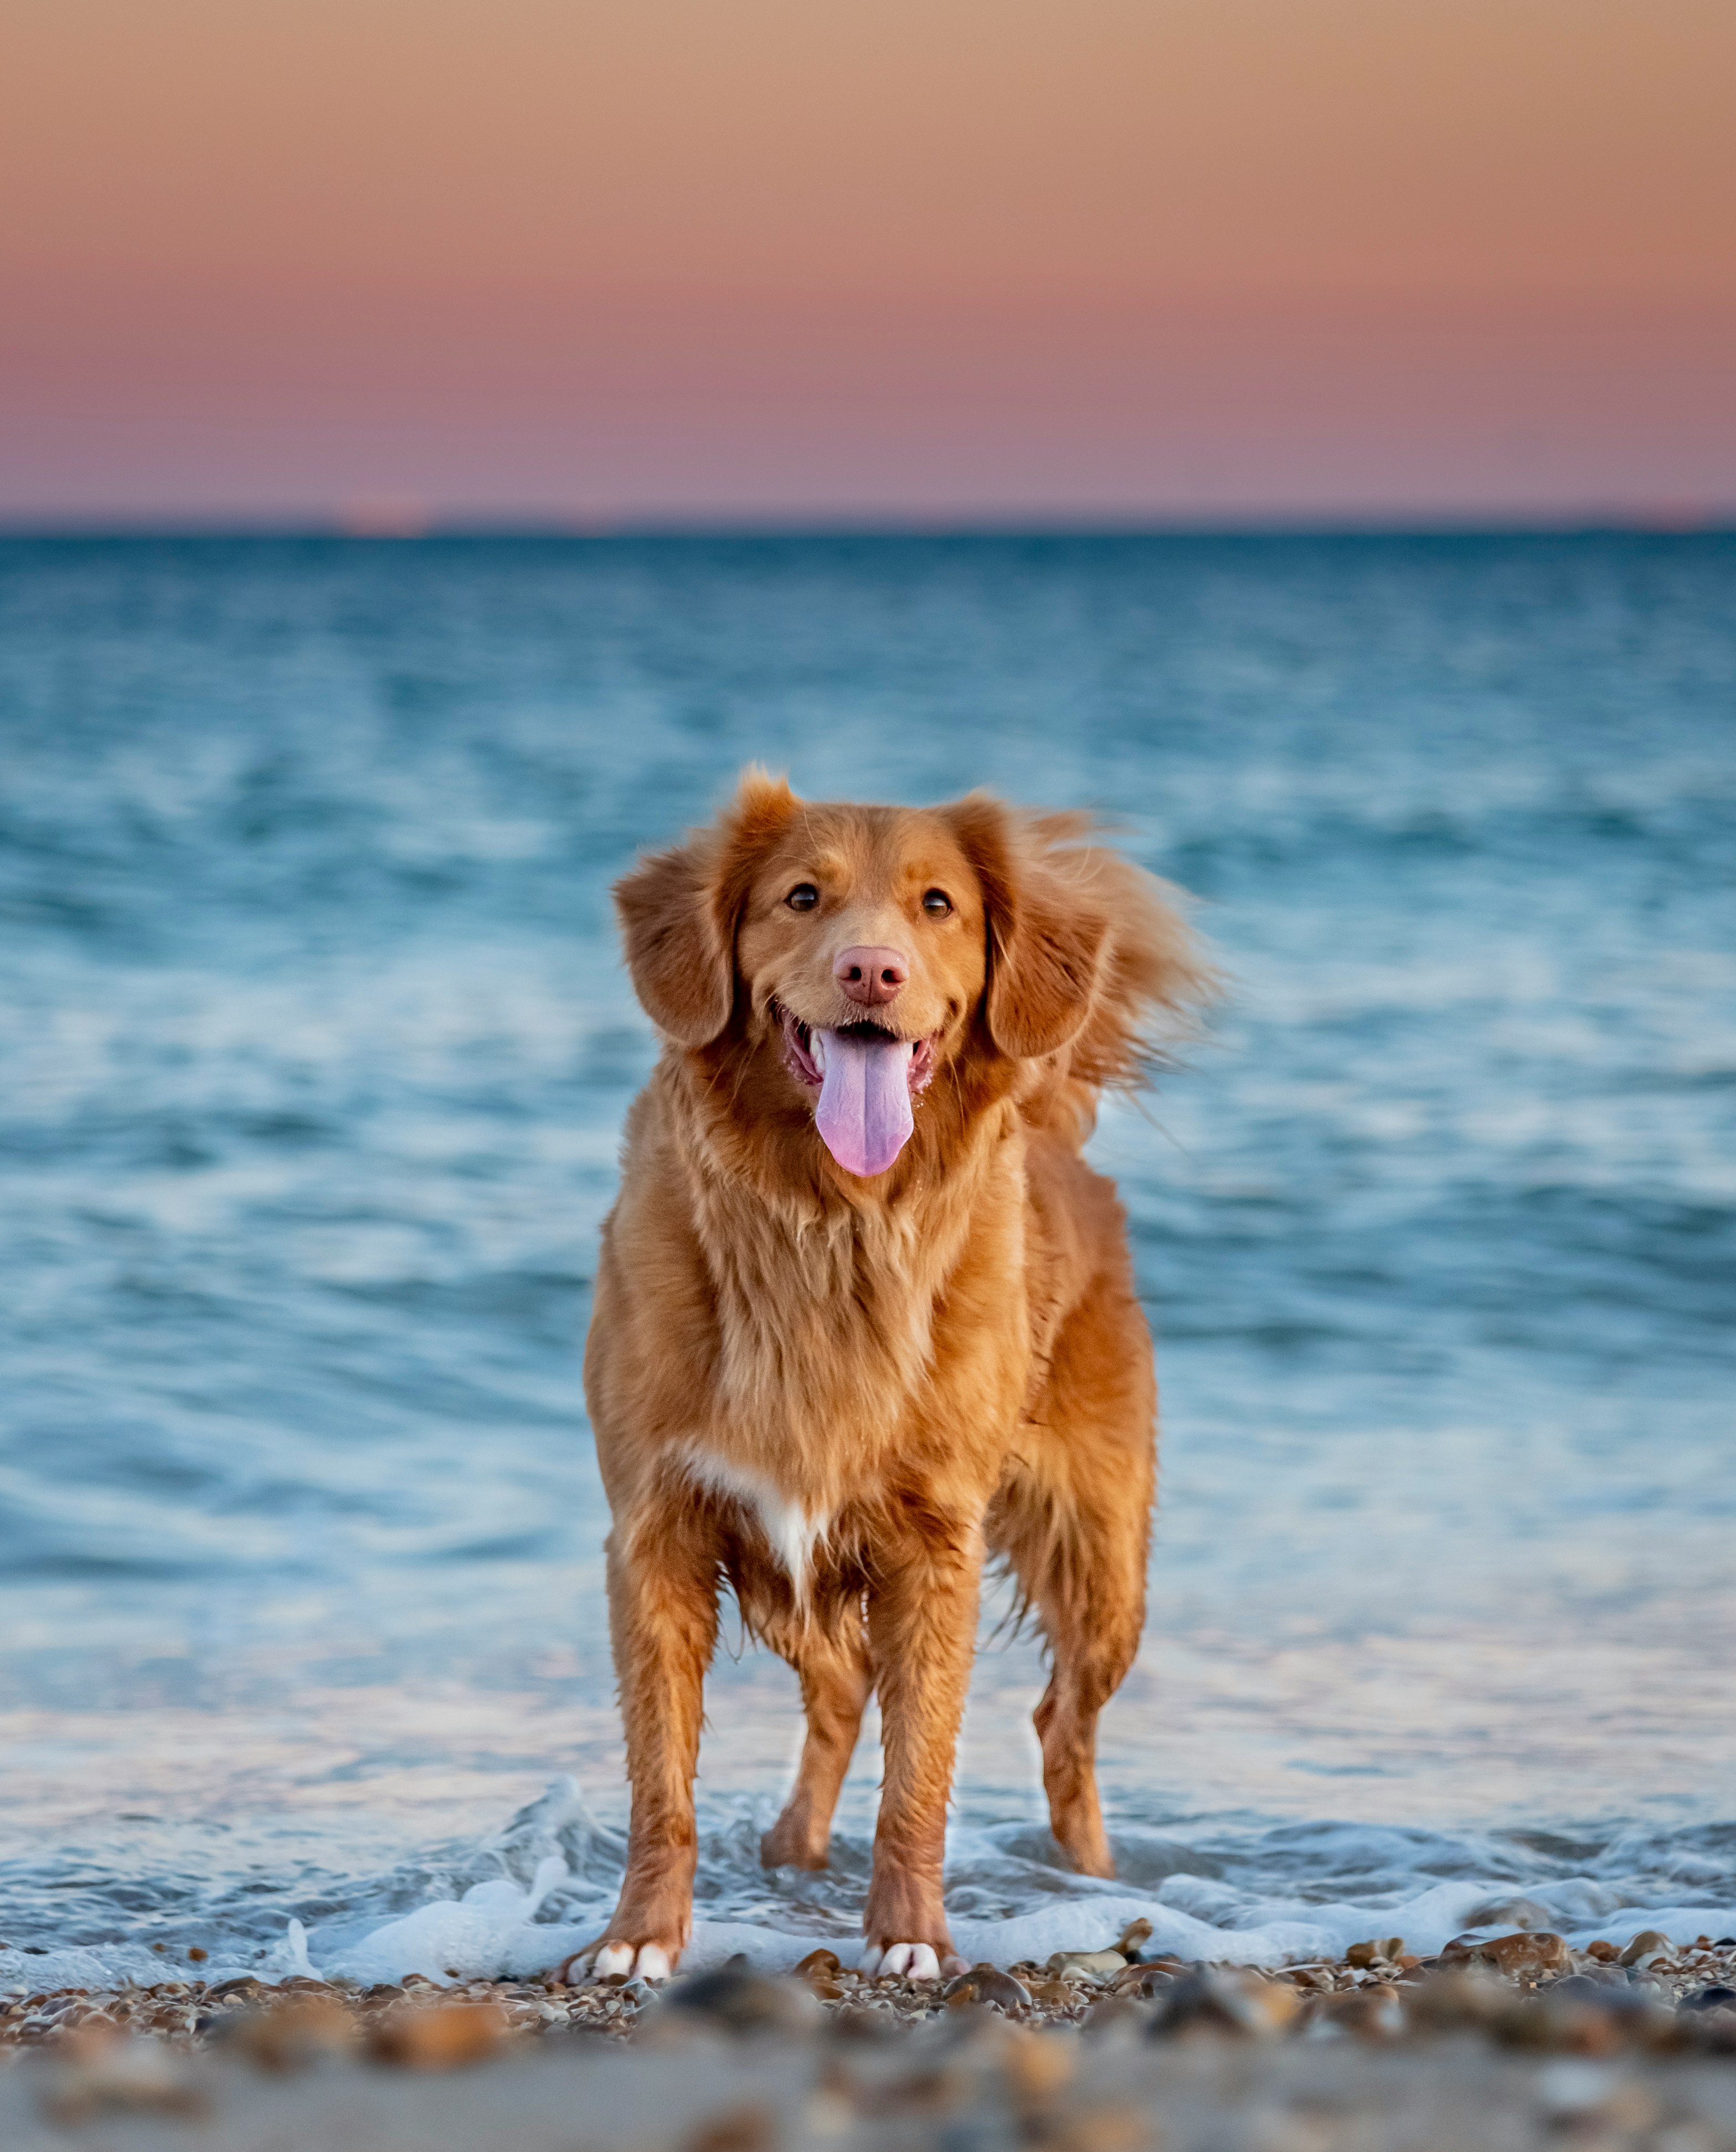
left=2, top=510, right=1733, bottom=543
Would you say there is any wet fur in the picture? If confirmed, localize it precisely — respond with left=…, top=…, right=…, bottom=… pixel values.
left=585, top=770, right=1212, bottom=1975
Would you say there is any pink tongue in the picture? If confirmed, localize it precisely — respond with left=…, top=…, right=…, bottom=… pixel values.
left=813, top=1029, right=915, bottom=1177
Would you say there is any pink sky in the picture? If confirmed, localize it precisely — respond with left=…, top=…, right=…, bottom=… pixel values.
left=4, top=0, right=1734, bottom=521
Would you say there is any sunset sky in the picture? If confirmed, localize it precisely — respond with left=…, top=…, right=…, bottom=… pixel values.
left=4, top=0, right=1734, bottom=522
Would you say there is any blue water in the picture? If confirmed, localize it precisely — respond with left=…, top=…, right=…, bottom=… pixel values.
left=2, top=532, right=1734, bottom=1987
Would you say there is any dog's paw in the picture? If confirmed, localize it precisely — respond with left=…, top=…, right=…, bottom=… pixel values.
left=557, top=1940, right=676, bottom=1984
left=596, top=1940, right=674, bottom=1982
left=759, top=1819, right=831, bottom=1872
left=859, top=1942, right=954, bottom=1981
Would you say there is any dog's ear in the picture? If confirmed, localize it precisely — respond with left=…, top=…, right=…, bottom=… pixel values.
left=944, top=794, right=1109, bottom=1059
left=612, top=835, right=734, bottom=1046
left=614, top=768, right=797, bottom=1046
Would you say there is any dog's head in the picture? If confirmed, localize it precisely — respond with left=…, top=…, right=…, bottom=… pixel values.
left=614, top=769, right=1206, bottom=1181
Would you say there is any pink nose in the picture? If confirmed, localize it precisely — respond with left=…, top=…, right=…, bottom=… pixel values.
left=834, top=945, right=909, bottom=1008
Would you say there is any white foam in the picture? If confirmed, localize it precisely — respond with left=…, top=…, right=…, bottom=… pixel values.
left=272, top=1874, right=1736, bottom=1991
left=7, top=1779, right=1735, bottom=1995
left=317, top=1856, right=580, bottom=1987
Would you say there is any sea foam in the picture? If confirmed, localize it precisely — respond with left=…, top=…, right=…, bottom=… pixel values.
left=10, top=1778, right=1732, bottom=1996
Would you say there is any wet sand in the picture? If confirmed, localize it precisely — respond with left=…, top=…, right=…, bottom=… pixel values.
left=4, top=1928, right=1734, bottom=2149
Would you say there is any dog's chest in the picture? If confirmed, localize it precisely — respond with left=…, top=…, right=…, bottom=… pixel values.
left=674, top=1128, right=1027, bottom=1589
left=676, top=1444, right=828, bottom=1593
left=702, top=1193, right=950, bottom=1423
left=681, top=1211, right=940, bottom=1590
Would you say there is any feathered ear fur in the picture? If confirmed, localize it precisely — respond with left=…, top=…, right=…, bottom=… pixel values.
left=944, top=794, right=1109, bottom=1059
left=944, top=792, right=1214, bottom=1074
left=614, top=768, right=797, bottom=1047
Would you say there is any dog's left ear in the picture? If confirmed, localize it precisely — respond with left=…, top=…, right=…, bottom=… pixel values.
left=944, top=794, right=1109, bottom=1059
left=613, top=768, right=797, bottom=1047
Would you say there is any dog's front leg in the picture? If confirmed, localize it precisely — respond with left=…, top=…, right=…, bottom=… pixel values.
left=588, top=1501, right=719, bottom=1981
left=860, top=1512, right=980, bottom=1982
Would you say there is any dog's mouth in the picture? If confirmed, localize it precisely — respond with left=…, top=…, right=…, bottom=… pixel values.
left=775, top=1003, right=937, bottom=1178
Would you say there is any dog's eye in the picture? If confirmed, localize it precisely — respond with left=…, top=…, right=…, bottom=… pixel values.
left=785, top=883, right=820, bottom=912
left=921, top=889, right=953, bottom=918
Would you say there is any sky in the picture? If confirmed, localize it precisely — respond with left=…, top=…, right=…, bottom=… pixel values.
left=3, top=0, right=1734, bottom=523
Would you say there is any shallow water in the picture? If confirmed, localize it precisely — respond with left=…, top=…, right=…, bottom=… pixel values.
left=2, top=532, right=1734, bottom=1986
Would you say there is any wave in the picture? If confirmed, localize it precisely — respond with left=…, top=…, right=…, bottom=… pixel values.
left=7, top=1780, right=1735, bottom=1996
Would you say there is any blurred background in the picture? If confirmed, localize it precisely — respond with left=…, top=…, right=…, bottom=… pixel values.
left=4, top=0, right=1735, bottom=525
left=1, top=2, right=1733, bottom=1984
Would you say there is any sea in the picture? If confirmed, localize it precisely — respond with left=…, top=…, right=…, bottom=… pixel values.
left=2, top=530, right=1733, bottom=1991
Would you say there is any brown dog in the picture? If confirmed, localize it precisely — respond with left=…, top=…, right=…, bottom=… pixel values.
left=583, top=770, right=1210, bottom=1981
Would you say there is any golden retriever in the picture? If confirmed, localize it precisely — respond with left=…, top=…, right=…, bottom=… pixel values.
left=581, top=769, right=1210, bottom=1981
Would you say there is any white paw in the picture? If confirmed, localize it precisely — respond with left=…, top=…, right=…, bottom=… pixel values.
left=592, top=1941, right=673, bottom=1982
left=862, top=1942, right=941, bottom=1981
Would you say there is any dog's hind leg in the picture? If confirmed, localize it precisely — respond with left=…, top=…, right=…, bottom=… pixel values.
left=992, top=1278, right=1155, bottom=1880
left=758, top=1613, right=873, bottom=1871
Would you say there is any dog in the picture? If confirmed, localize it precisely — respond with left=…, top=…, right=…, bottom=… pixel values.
left=581, top=770, right=1210, bottom=1981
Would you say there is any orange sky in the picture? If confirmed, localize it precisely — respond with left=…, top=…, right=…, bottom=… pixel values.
left=4, top=0, right=1734, bottom=519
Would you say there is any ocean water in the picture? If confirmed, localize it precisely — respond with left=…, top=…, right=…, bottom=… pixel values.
left=2, top=531, right=1734, bottom=1991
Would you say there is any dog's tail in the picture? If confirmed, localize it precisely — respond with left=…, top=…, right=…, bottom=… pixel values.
left=1012, top=812, right=1218, bottom=1147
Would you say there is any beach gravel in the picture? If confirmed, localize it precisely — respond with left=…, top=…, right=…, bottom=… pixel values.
left=2, top=1936, right=1734, bottom=2149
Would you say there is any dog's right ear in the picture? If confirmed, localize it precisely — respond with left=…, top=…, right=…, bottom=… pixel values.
left=613, top=768, right=797, bottom=1047
left=613, top=834, right=733, bottom=1046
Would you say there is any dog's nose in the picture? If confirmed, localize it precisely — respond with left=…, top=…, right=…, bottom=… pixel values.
left=834, top=945, right=909, bottom=1007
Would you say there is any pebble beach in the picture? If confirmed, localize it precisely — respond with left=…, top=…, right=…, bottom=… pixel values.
left=6, top=1924, right=1736, bottom=2149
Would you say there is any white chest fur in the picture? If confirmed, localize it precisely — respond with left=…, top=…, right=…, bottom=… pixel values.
left=678, top=1444, right=828, bottom=1597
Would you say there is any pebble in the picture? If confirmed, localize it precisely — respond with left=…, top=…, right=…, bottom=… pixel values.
left=942, top=1965, right=1033, bottom=2014
left=1316, top=1985, right=1408, bottom=2040
left=40, top=2031, right=207, bottom=2125
left=1081, top=1995, right=1148, bottom=2038
left=1552, top=1973, right=1630, bottom=2002
left=1152, top=1968, right=1302, bottom=2038
left=1475, top=1932, right=1574, bottom=1979
left=1047, top=1950, right=1128, bottom=1983
left=1001, top=2024, right=1078, bottom=2101
left=368, top=2000, right=508, bottom=2071
left=658, top=1964, right=821, bottom=2037
left=224, top=1993, right=357, bottom=2072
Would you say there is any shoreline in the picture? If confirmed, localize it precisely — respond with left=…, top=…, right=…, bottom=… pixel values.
left=7, top=1926, right=1735, bottom=2046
